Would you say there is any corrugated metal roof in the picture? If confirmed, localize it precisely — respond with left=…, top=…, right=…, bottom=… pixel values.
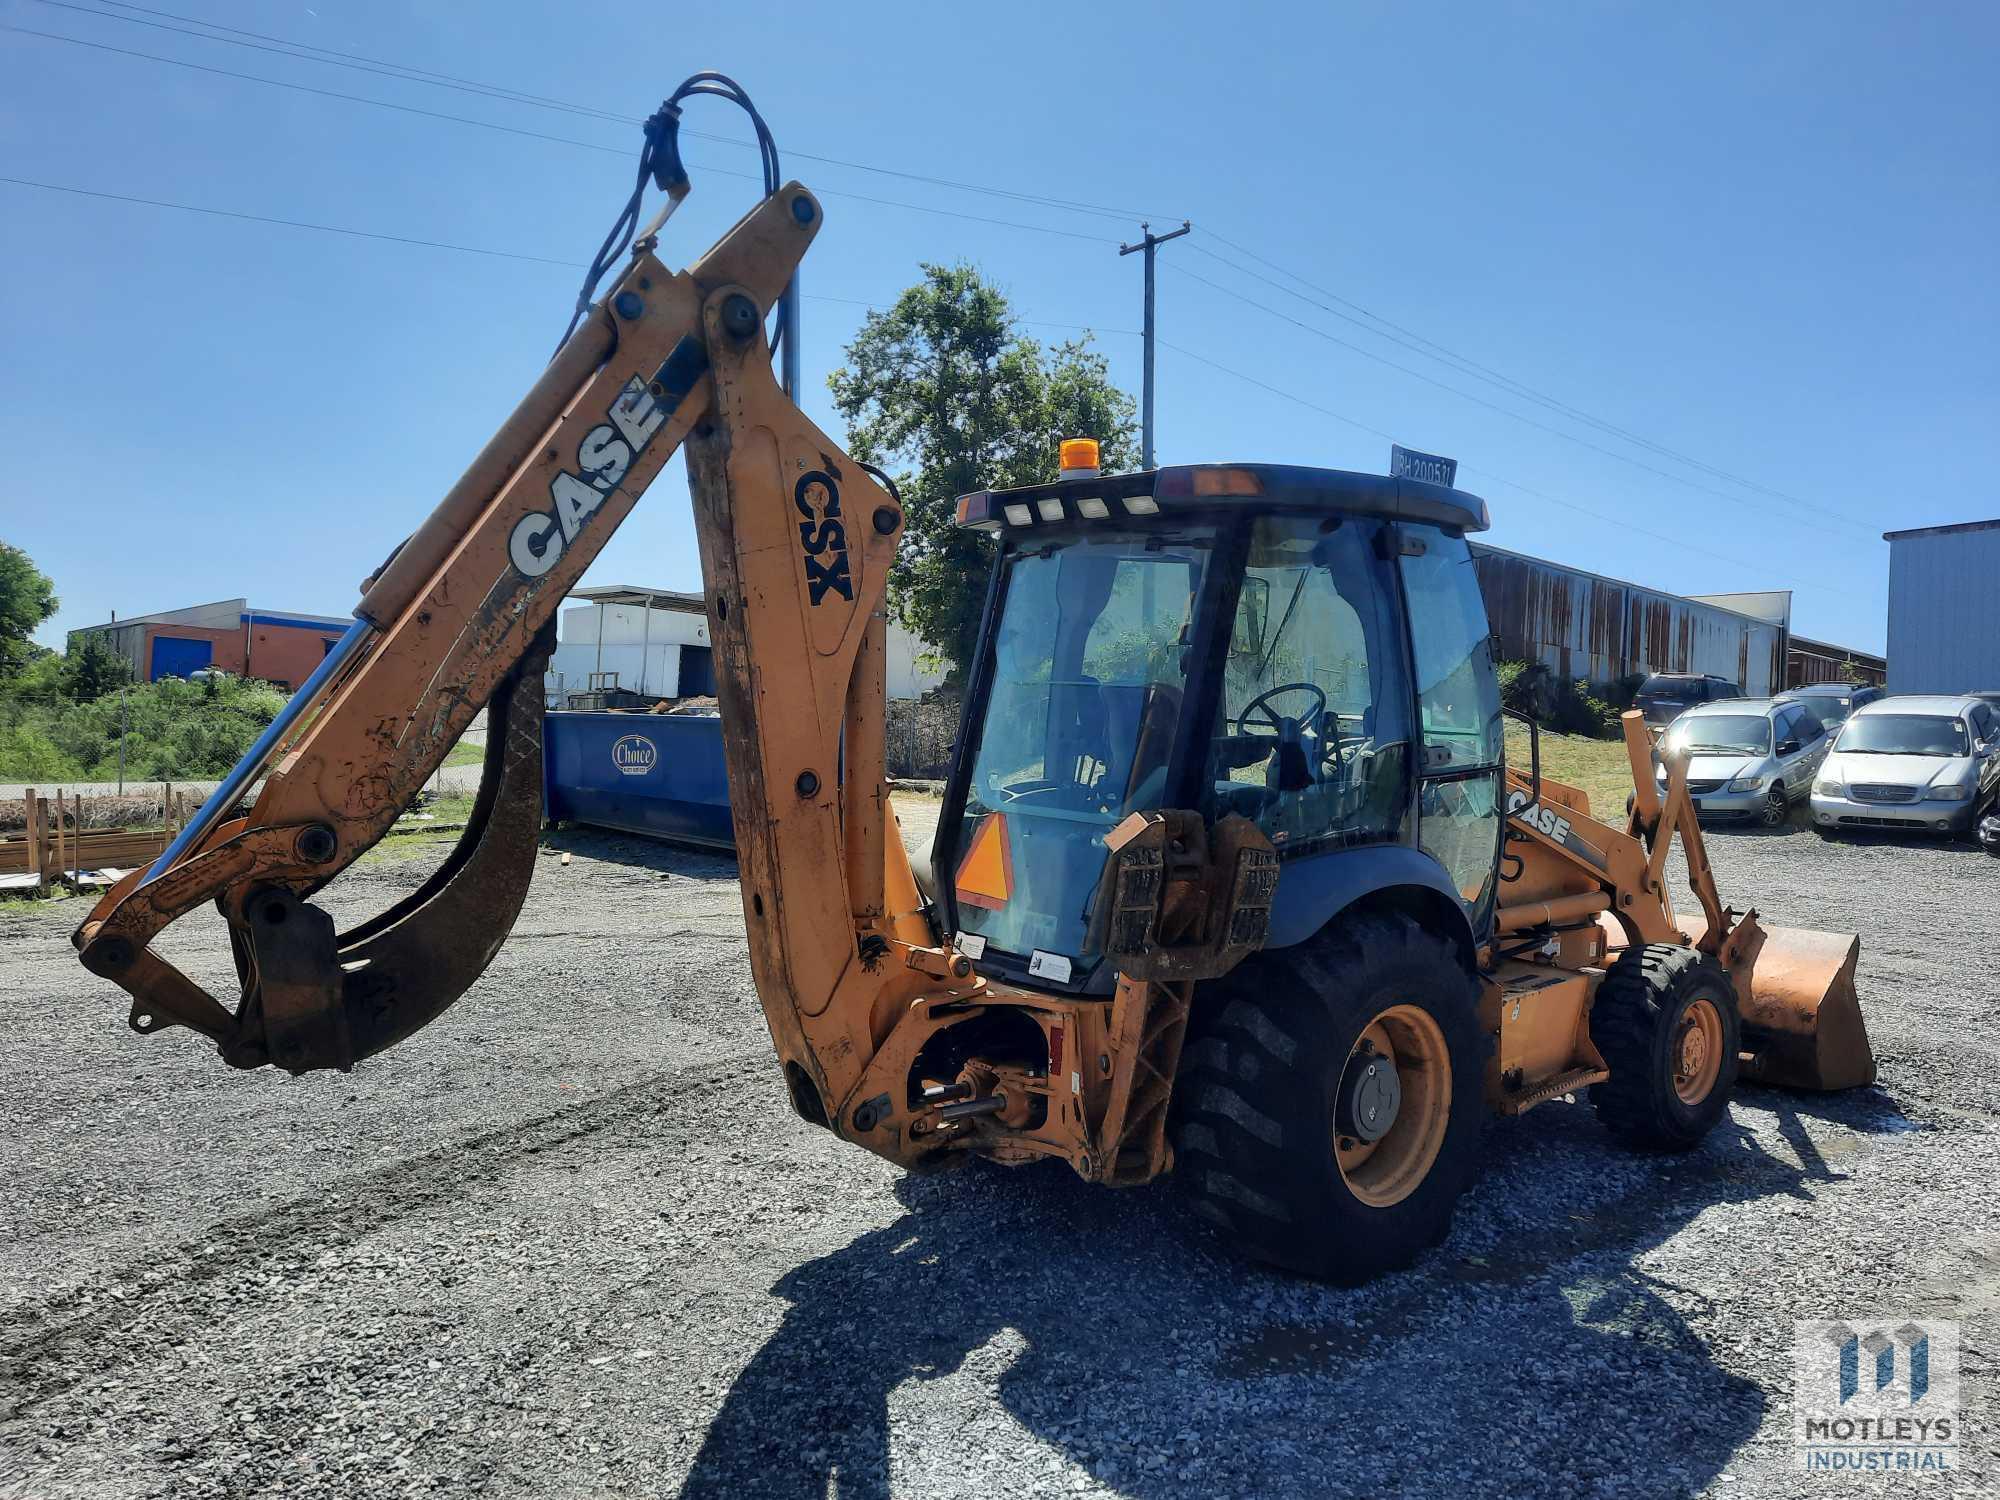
left=570, top=585, right=706, bottom=612
left=1882, top=517, right=2000, bottom=542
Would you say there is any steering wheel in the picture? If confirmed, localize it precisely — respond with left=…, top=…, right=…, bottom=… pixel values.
left=1236, top=682, right=1326, bottom=738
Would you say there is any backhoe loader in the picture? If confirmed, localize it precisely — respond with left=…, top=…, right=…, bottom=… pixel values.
left=71, top=79, right=1877, bottom=1282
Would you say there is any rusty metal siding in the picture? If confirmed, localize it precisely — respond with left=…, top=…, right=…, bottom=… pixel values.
left=1471, top=544, right=1783, bottom=694
left=1786, top=637, right=1887, bottom=688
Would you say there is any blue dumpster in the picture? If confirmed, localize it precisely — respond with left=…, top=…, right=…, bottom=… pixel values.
left=542, top=710, right=734, bottom=850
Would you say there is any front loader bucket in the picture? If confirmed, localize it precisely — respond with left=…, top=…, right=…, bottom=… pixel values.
left=1737, top=924, right=1877, bottom=1091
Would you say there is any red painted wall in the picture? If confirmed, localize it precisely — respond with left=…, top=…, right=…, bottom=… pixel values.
left=144, top=619, right=345, bottom=690
left=241, top=622, right=345, bottom=690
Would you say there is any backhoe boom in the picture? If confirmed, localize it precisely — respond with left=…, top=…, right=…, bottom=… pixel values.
left=73, top=185, right=946, bottom=1110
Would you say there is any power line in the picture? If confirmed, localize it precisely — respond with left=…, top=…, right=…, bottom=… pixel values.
left=25, top=1, right=1878, bottom=541
left=0, top=175, right=1138, bottom=340
left=1158, top=339, right=1834, bottom=592
left=31, top=0, right=1186, bottom=227
left=0, top=174, right=581, bottom=266
left=1168, top=260, right=1880, bottom=543
left=2, top=24, right=1122, bottom=245
left=1191, top=231, right=1877, bottom=531
left=26, top=3, right=1878, bottom=539
left=0, top=167, right=1835, bottom=595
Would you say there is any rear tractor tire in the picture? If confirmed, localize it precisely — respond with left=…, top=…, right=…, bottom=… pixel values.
left=1171, top=912, right=1486, bottom=1283
left=1589, top=944, right=1739, bottom=1150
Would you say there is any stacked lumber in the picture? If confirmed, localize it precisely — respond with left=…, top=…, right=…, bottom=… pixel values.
left=0, top=786, right=185, bottom=893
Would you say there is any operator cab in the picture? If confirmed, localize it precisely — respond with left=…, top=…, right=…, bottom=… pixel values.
left=939, top=449, right=1504, bottom=997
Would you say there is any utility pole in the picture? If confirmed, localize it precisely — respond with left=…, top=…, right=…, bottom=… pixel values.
left=1118, top=220, right=1191, bottom=469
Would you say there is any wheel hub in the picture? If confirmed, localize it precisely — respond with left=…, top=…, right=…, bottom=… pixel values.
left=1678, top=1024, right=1708, bottom=1081
left=1337, top=1045, right=1402, bottom=1143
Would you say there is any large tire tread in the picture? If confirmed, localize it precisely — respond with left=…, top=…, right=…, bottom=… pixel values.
left=1589, top=943, right=1739, bottom=1151
left=1171, top=911, right=1485, bottom=1283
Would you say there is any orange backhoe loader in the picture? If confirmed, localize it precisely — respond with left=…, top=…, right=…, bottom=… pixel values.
left=71, top=79, right=1876, bottom=1282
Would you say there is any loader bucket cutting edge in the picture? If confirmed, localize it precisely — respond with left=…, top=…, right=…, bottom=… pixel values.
left=1736, top=924, right=1876, bottom=1092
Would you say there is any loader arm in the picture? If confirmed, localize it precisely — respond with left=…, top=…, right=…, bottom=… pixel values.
left=72, top=181, right=964, bottom=1121
left=1497, top=710, right=1874, bottom=1091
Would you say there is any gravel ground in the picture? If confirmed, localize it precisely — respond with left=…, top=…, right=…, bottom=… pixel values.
left=0, top=806, right=1994, bottom=1499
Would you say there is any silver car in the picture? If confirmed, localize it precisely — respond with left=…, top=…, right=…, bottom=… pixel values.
left=1811, top=695, right=2000, bottom=839
left=1654, top=697, right=1831, bottom=827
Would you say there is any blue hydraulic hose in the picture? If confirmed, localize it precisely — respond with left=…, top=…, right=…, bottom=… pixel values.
left=143, top=618, right=374, bottom=882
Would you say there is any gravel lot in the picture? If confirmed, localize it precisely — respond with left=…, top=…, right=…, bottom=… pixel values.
left=1, top=806, right=1994, bottom=1499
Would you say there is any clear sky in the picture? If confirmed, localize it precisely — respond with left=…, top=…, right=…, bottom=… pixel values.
left=4, top=1, right=1995, bottom=656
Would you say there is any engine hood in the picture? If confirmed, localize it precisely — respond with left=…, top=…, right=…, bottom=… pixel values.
left=1662, top=753, right=1762, bottom=784
left=1824, top=752, right=1966, bottom=789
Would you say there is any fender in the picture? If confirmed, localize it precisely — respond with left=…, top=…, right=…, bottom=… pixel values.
left=1262, top=842, right=1476, bottom=956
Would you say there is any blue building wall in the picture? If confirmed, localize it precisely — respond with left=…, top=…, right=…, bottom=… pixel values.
left=1886, top=521, right=2000, bottom=695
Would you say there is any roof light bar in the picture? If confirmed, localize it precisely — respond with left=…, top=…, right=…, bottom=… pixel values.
left=1077, top=497, right=1109, bottom=519
left=1003, top=502, right=1033, bottom=527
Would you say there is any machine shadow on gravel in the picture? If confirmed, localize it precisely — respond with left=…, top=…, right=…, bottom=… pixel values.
left=676, top=1093, right=1909, bottom=1500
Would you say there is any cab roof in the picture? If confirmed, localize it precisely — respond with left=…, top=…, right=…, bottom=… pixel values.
left=954, top=463, right=1490, bottom=536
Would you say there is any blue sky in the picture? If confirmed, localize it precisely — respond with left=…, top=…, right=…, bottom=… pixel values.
left=4, top=1, right=1995, bottom=655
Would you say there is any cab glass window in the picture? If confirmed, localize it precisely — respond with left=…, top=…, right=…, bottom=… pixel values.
left=1396, top=525, right=1503, bottom=931
left=953, top=530, right=1211, bottom=967
left=1205, top=516, right=1410, bottom=852
left=1399, top=531, right=1503, bottom=771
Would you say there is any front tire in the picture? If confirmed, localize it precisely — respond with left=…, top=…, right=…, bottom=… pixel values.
left=1171, top=912, right=1486, bottom=1283
left=1759, top=784, right=1789, bottom=828
left=1589, top=944, right=1739, bottom=1150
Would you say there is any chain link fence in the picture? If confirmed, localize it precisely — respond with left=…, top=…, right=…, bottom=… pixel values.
left=885, top=694, right=962, bottom=781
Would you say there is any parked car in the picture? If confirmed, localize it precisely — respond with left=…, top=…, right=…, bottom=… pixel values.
left=1774, top=680, right=1884, bottom=728
left=1654, top=697, right=1830, bottom=827
left=1810, top=695, right=2000, bottom=839
left=1634, top=672, right=1742, bottom=732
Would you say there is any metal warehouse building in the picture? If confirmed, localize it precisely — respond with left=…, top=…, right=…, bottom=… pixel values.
left=1884, top=518, right=2000, bottom=694
left=1470, top=543, right=1788, bottom=695
left=70, top=598, right=350, bottom=690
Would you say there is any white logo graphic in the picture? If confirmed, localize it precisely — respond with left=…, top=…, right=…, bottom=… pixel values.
left=611, top=734, right=658, bottom=777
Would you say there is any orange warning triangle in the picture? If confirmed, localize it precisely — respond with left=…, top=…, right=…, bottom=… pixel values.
left=954, top=812, right=1014, bottom=910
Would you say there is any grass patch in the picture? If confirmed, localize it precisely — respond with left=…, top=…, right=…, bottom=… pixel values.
left=356, top=791, right=479, bottom=866
left=1505, top=721, right=1639, bottom=818
left=0, top=888, right=82, bottom=919
left=442, top=739, right=486, bottom=768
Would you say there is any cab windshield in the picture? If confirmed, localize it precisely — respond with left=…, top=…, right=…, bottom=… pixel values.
left=950, top=529, right=1212, bottom=971
left=1788, top=689, right=1855, bottom=723
left=1834, top=715, right=1968, bottom=757
left=1667, top=713, right=1772, bottom=757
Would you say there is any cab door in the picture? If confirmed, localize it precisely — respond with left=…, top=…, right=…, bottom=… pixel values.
left=1395, top=525, right=1505, bottom=937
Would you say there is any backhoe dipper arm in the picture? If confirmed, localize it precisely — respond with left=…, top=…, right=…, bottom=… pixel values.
left=73, top=182, right=959, bottom=1117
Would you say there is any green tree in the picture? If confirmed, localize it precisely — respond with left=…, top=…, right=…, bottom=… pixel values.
left=829, top=264, right=1138, bottom=683
left=61, top=631, right=136, bottom=701
left=0, top=543, right=59, bottom=679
